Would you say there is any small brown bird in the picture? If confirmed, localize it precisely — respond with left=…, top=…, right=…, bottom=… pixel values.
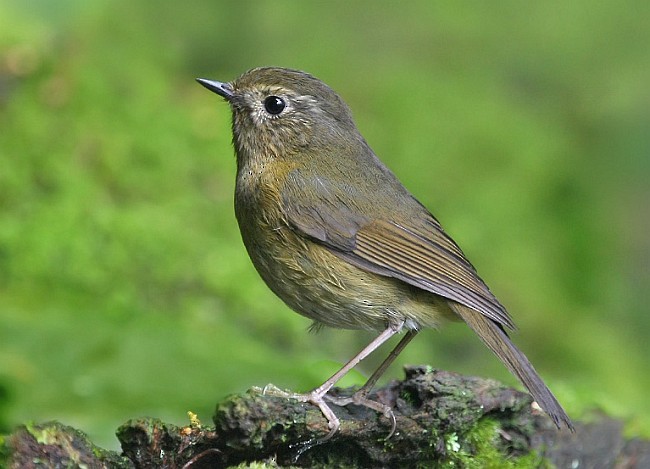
left=197, top=67, right=573, bottom=439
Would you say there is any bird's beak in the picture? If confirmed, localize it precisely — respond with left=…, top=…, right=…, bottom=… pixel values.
left=196, top=78, right=234, bottom=100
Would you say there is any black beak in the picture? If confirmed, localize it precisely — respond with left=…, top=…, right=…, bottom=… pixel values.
left=196, top=78, right=234, bottom=100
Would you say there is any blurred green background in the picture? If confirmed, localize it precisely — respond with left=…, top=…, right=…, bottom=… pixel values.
left=1, top=0, right=648, bottom=449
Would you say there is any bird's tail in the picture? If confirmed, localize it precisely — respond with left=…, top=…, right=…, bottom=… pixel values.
left=450, top=303, right=574, bottom=431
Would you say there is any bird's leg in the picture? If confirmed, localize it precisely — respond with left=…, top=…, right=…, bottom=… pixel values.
left=259, top=322, right=403, bottom=442
left=357, top=328, right=419, bottom=396
left=325, top=329, right=419, bottom=438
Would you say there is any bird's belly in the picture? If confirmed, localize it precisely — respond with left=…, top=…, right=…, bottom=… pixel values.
left=241, top=223, right=455, bottom=331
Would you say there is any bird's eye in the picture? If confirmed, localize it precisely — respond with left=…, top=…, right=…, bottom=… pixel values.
left=263, top=96, right=286, bottom=115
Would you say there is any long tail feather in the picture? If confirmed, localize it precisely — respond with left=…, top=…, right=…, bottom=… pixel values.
left=450, top=303, right=574, bottom=431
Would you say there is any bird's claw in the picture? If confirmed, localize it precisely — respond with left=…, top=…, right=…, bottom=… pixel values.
left=325, top=391, right=397, bottom=439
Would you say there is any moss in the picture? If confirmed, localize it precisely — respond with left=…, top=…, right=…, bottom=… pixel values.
left=435, top=418, right=549, bottom=468
left=8, top=421, right=132, bottom=468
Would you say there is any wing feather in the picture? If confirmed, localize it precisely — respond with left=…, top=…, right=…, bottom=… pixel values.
left=283, top=169, right=515, bottom=330
left=352, top=219, right=514, bottom=329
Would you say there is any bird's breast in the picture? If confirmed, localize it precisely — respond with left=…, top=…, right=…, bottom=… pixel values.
left=232, top=159, right=454, bottom=331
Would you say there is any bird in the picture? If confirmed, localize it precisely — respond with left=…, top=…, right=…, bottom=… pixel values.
left=196, top=67, right=573, bottom=440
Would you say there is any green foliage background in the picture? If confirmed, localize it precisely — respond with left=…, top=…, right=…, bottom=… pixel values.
left=1, top=0, right=648, bottom=448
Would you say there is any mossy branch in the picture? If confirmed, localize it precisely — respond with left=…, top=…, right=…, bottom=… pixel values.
left=3, top=366, right=648, bottom=468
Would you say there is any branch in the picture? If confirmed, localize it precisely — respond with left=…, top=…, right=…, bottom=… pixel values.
left=3, top=366, right=648, bottom=467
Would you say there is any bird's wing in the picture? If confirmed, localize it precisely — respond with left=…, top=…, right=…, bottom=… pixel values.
left=282, top=170, right=515, bottom=330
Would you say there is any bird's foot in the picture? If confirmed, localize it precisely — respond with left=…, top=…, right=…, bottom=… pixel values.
left=253, top=384, right=396, bottom=439
left=252, top=383, right=341, bottom=442
left=251, top=383, right=302, bottom=399
left=325, top=391, right=397, bottom=439
left=252, top=384, right=397, bottom=461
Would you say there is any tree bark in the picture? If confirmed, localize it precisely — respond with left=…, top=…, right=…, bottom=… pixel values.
left=3, top=366, right=649, bottom=468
